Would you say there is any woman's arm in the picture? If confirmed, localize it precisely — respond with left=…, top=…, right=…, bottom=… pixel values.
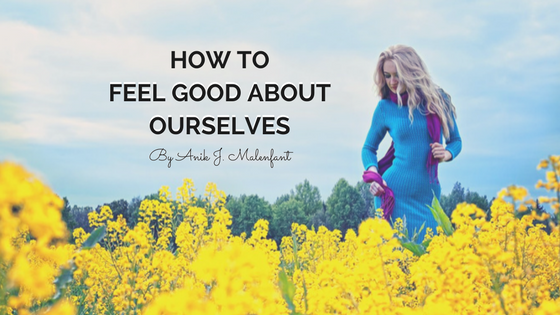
left=362, top=101, right=388, bottom=170
left=431, top=114, right=462, bottom=162
left=443, top=114, right=462, bottom=161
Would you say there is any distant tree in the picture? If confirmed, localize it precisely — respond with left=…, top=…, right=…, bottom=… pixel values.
left=441, top=182, right=466, bottom=217
left=71, top=205, right=94, bottom=233
left=522, top=200, right=557, bottom=234
left=356, top=181, right=376, bottom=218
left=441, top=182, right=492, bottom=217
left=292, top=179, right=322, bottom=218
left=98, top=199, right=128, bottom=221
left=270, top=199, right=307, bottom=243
left=326, top=178, right=366, bottom=237
left=226, top=195, right=243, bottom=232
left=226, top=194, right=272, bottom=237
left=274, top=193, right=291, bottom=206
left=122, top=196, right=143, bottom=228
left=309, top=202, right=330, bottom=230
left=61, top=197, right=78, bottom=234
left=465, top=191, right=492, bottom=217
left=124, top=193, right=161, bottom=227
left=273, top=180, right=324, bottom=229
left=126, top=196, right=143, bottom=227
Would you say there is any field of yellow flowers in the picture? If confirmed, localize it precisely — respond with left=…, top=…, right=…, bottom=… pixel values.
left=1, top=156, right=560, bottom=315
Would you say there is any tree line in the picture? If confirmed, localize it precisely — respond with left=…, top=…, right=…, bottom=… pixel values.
left=63, top=179, right=554, bottom=244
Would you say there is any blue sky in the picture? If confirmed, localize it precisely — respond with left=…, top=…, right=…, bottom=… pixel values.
left=1, top=0, right=559, bottom=207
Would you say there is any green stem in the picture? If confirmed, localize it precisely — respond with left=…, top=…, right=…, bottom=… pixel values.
left=553, top=157, right=560, bottom=281
left=377, top=243, right=393, bottom=305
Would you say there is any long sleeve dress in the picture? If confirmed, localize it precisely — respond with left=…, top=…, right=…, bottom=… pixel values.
left=361, top=95, right=462, bottom=241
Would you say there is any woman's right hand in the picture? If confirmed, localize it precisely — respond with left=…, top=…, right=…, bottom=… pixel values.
left=369, top=181, right=386, bottom=196
left=366, top=167, right=387, bottom=196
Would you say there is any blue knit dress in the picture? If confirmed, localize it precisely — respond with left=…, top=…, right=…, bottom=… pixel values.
left=361, top=96, right=462, bottom=241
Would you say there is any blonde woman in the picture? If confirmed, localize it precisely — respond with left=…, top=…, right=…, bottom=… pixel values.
left=362, top=44, right=462, bottom=241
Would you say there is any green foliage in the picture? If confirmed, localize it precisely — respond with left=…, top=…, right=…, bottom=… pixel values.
left=101, top=199, right=128, bottom=220
left=227, top=194, right=273, bottom=236
left=400, top=239, right=428, bottom=257
left=441, top=182, right=492, bottom=218
left=440, top=182, right=465, bottom=216
left=291, top=179, right=322, bottom=218
left=326, top=178, right=366, bottom=236
left=61, top=197, right=78, bottom=233
left=38, top=226, right=107, bottom=311
left=82, top=226, right=107, bottom=249
left=397, top=195, right=454, bottom=257
left=356, top=181, right=376, bottom=218
left=126, top=196, right=143, bottom=228
left=278, top=269, right=297, bottom=313
left=274, top=193, right=291, bottom=206
left=395, top=219, right=430, bottom=257
left=271, top=180, right=325, bottom=240
left=278, top=234, right=307, bottom=315
left=226, top=195, right=243, bottom=232
left=520, top=200, right=557, bottom=234
left=271, top=199, right=307, bottom=243
left=427, top=191, right=454, bottom=237
left=308, top=203, right=329, bottom=230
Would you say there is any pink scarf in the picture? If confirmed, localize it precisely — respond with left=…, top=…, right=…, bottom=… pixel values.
left=362, top=170, right=394, bottom=220
left=363, top=91, right=441, bottom=220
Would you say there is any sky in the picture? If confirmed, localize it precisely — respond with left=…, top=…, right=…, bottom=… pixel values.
left=1, top=0, right=559, bottom=208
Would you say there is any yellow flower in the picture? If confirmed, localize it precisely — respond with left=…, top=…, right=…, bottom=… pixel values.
left=0, top=162, right=71, bottom=314
left=4, top=156, right=560, bottom=315
left=39, top=300, right=76, bottom=315
left=537, top=159, right=549, bottom=170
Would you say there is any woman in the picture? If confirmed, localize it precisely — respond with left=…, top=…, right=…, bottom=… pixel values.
left=362, top=44, right=462, bottom=241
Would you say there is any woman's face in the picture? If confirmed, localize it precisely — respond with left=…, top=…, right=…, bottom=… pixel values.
left=383, top=60, right=404, bottom=94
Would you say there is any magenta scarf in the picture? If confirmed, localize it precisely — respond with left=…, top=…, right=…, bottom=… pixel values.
left=363, top=91, right=441, bottom=220
left=362, top=170, right=394, bottom=221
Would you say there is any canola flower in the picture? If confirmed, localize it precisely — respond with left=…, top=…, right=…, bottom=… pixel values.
left=0, top=162, right=75, bottom=315
left=1, top=156, right=560, bottom=314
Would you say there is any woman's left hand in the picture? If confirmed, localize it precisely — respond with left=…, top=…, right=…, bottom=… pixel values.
left=430, top=143, right=452, bottom=162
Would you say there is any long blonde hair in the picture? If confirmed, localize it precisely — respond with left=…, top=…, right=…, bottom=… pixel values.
left=374, top=44, right=457, bottom=139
